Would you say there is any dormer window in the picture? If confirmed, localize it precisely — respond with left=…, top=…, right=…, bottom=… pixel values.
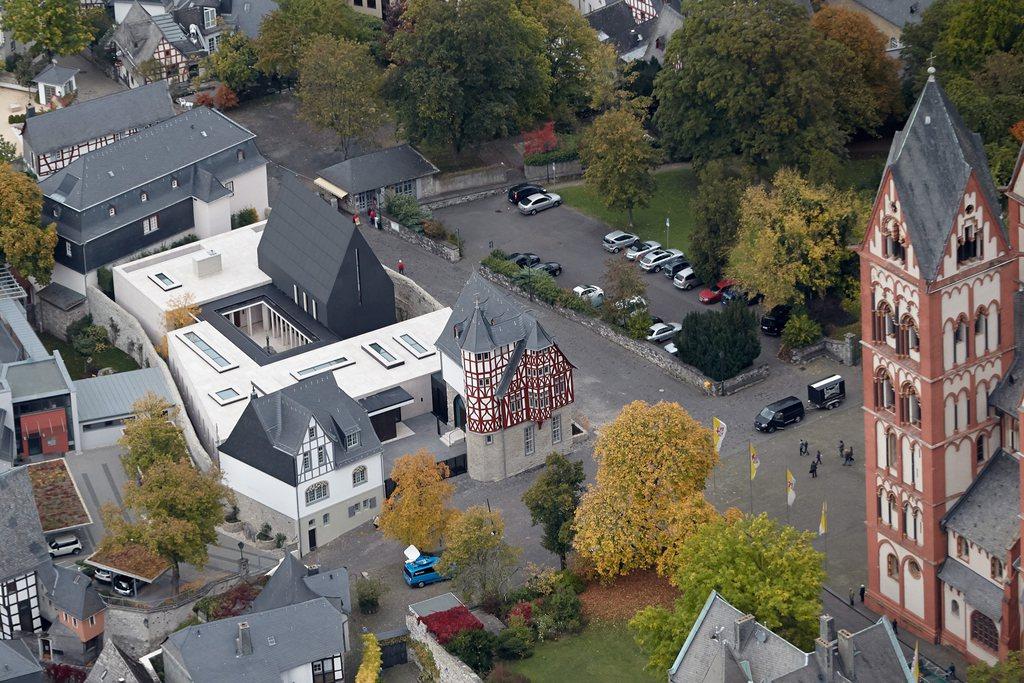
left=52, top=206, right=61, bottom=218
left=236, top=149, right=245, bottom=162
left=204, top=7, right=216, bottom=28
left=345, top=432, right=359, bottom=448
left=140, top=191, right=148, bottom=202
left=171, top=177, right=179, bottom=189
left=108, top=205, right=116, bottom=217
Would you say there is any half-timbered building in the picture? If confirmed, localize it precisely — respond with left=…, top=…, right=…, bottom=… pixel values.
left=22, top=82, right=175, bottom=178
left=0, top=467, right=49, bottom=641
left=436, top=274, right=575, bottom=481
left=108, top=1, right=205, bottom=88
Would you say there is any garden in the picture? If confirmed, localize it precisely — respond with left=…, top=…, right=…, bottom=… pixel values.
left=42, top=315, right=139, bottom=380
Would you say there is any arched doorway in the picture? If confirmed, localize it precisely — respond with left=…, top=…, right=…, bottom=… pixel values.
left=453, top=395, right=466, bottom=431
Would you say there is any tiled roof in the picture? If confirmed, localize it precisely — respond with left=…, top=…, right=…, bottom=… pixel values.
left=0, top=467, right=51, bottom=583
left=943, top=449, right=1020, bottom=556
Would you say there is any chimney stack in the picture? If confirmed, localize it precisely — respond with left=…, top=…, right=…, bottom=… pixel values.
left=837, top=629, right=856, bottom=677
left=236, top=622, right=253, bottom=656
left=733, top=614, right=755, bottom=648
left=814, top=615, right=839, bottom=679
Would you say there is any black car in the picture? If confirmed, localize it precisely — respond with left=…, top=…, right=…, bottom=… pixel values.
left=530, top=261, right=563, bottom=277
left=760, top=305, right=792, bottom=336
left=663, top=260, right=691, bottom=279
left=507, top=183, right=546, bottom=204
left=506, top=252, right=541, bottom=268
left=754, top=396, right=805, bottom=433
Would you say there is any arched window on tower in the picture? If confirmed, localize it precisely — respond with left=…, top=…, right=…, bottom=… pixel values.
left=897, top=315, right=919, bottom=356
left=875, top=370, right=895, bottom=412
left=954, top=316, right=970, bottom=363
left=873, top=301, right=895, bottom=343
left=886, top=553, right=899, bottom=579
left=887, top=494, right=898, bottom=529
left=976, top=435, right=985, bottom=463
left=885, top=430, right=897, bottom=469
left=975, top=307, right=989, bottom=354
left=900, top=384, right=921, bottom=427
left=957, top=218, right=981, bottom=264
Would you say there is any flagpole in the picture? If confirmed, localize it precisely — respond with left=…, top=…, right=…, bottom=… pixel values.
left=748, top=440, right=754, bottom=516
left=785, top=466, right=790, bottom=527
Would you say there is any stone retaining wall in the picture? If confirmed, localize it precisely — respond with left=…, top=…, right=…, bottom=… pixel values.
left=387, top=267, right=445, bottom=319
left=420, top=165, right=509, bottom=199
left=379, top=215, right=461, bottom=263
left=406, top=614, right=482, bottom=683
left=478, top=267, right=769, bottom=396
left=524, top=159, right=583, bottom=183
left=423, top=186, right=504, bottom=210
left=788, top=333, right=859, bottom=366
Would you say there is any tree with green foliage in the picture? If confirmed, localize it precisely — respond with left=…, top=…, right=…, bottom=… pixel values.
left=674, top=303, right=760, bottom=381
left=631, top=513, right=825, bottom=672
left=521, top=452, right=585, bottom=569
left=0, top=139, right=16, bottom=165
left=579, top=109, right=659, bottom=227
left=70, top=324, right=108, bottom=376
left=968, top=650, right=1024, bottom=683
left=0, top=0, right=93, bottom=57
left=728, top=169, right=864, bottom=309
left=781, top=313, right=823, bottom=349
left=200, top=31, right=260, bottom=93
left=118, top=393, right=189, bottom=478
left=255, top=0, right=376, bottom=79
left=137, top=59, right=166, bottom=85
left=386, top=0, right=550, bottom=152
left=298, top=36, right=386, bottom=159
left=437, top=506, right=521, bottom=604
left=690, top=159, right=754, bottom=284
left=0, top=164, right=58, bottom=285
left=653, top=0, right=846, bottom=173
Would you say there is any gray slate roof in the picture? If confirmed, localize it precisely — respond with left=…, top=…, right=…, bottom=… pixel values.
left=884, top=75, right=1005, bottom=281
left=409, top=592, right=463, bottom=619
left=85, top=642, right=153, bottom=683
left=317, top=144, right=439, bottom=195
left=23, top=81, right=175, bottom=156
left=250, top=553, right=351, bottom=614
left=227, top=0, right=278, bottom=38
left=938, top=559, right=1003, bottom=622
left=219, top=373, right=382, bottom=486
left=109, top=3, right=171, bottom=66
left=943, top=449, right=1020, bottom=556
left=852, top=0, right=933, bottom=28
left=40, top=107, right=255, bottom=211
left=164, top=597, right=346, bottom=683
left=33, top=63, right=79, bottom=87
left=0, top=639, right=42, bottom=682
left=585, top=0, right=646, bottom=56
left=988, top=291, right=1024, bottom=415
left=40, top=564, right=104, bottom=620
left=302, top=567, right=351, bottom=614
left=0, top=467, right=50, bottom=583
left=359, top=386, right=414, bottom=416
left=74, top=367, right=173, bottom=424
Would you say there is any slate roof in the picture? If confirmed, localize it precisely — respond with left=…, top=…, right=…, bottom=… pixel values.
left=942, top=449, right=1020, bottom=556
left=227, top=0, right=278, bottom=38
left=0, top=467, right=51, bottom=583
left=302, top=567, right=351, bottom=614
left=40, top=564, right=104, bottom=620
left=851, top=0, right=933, bottom=28
left=250, top=553, right=351, bottom=614
left=40, top=107, right=256, bottom=211
left=164, top=597, right=346, bottom=683
left=317, top=144, right=439, bottom=196
left=938, top=559, right=1003, bottom=622
left=85, top=642, right=153, bottom=683
left=33, top=63, right=79, bottom=87
left=988, top=290, right=1024, bottom=415
left=884, top=75, right=1005, bottom=281
left=23, top=82, right=175, bottom=156
left=74, top=367, right=173, bottom=424
left=585, top=0, right=646, bottom=56
left=359, top=386, right=414, bottom=416
left=0, top=639, right=42, bottom=682
left=219, top=373, right=382, bottom=486
left=152, top=13, right=204, bottom=54
left=109, top=3, right=180, bottom=67
left=436, top=273, right=555, bottom=366
left=409, top=592, right=463, bottom=619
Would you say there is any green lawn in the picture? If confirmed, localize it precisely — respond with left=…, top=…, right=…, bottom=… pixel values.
left=509, top=623, right=660, bottom=683
left=556, top=168, right=699, bottom=253
left=41, top=332, right=140, bottom=380
left=834, top=155, right=887, bottom=196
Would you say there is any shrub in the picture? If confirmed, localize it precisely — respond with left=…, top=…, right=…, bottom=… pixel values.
left=97, top=267, right=115, bottom=299
left=446, top=628, right=497, bottom=675
left=513, top=268, right=560, bottom=305
left=212, top=83, right=239, bottom=110
left=232, top=207, right=260, bottom=229
left=508, top=601, right=533, bottom=625
left=356, top=633, right=382, bottom=683
left=66, top=314, right=94, bottom=343
left=355, top=576, right=389, bottom=614
left=45, top=662, right=87, bottom=683
left=522, top=121, right=558, bottom=155
left=483, top=254, right=522, bottom=279
left=256, top=522, right=272, bottom=541
left=782, top=313, right=823, bottom=349
left=524, top=133, right=580, bottom=166
left=543, top=584, right=584, bottom=633
left=422, top=219, right=446, bottom=240
left=495, top=625, right=534, bottom=660
left=225, top=505, right=239, bottom=522
left=419, top=605, right=484, bottom=645
left=386, top=193, right=430, bottom=229
left=625, top=308, right=652, bottom=339
left=675, top=302, right=760, bottom=381
left=8, top=113, right=26, bottom=125
left=274, top=532, right=287, bottom=548
left=486, top=664, right=531, bottom=683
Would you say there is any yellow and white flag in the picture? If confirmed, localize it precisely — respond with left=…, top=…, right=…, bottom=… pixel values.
left=749, top=443, right=759, bottom=480
left=911, top=641, right=920, bottom=681
left=786, top=469, right=796, bottom=507
left=819, top=502, right=828, bottom=536
left=712, top=417, right=727, bottom=455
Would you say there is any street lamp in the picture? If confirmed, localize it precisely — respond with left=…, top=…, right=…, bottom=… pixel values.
left=665, top=217, right=670, bottom=246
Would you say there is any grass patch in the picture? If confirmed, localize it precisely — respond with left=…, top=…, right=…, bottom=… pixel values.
left=40, top=332, right=140, bottom=380
left=508, top=622, right=658, bottom=683
left=418, top=143, right=486, bottom=173
left=834, top=155, right=886, bottom=196
left=556, top=168, right=698, bottom=253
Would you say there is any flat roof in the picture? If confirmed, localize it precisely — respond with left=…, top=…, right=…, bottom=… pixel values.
left=86, top=545, right=170, bottom=583
left=3, top=356, right=73, bottom=400
left=168, top=308, right=450, bottom=448
left=409, top=592, right=463, bottom=618
left=26, top=459, right=93, bottom=533
left=75, top=367, right=174, bottom=424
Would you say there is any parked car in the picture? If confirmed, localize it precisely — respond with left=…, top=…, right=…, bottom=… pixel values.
left=625, top=240, right=661, bottom=261
left=403, top=546, right=448, bottom=588
left=673, top=267, right=701, bottom=290
left=47, top=533, right=82, bottom=558
left=647, top=322, right=682, bottom=342
left=754, top=396, right=805, bottom=433
left=760, top=305, right=792, bottom=336
left=111, top=576, right=134, bottom=597
left=721, top=288, right=764, bottom=306
left=602, top=231, right=639, bottom=253
left=92, top=568, right=113, bottom=583
left=663, top=259, right=691, bottom=279
left=517, top=192, right=562, bottom=215
left=808, top=374, right=845, bottom=410
left=506, top=252, right=541, bottom=268
left=640, top=248, right=684, bottom=272
left=573, top=285, right=604, bottom=307
left=698, top=278, right=737, bottom=304
left=664, top=341, right=678, bottom=355
left=530, top=261, right=563, bottom=277
left=507, top=183, right=545, bottom=204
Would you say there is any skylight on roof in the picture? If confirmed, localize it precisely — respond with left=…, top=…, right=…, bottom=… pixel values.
left=394, top=332, right=433, bottom=359
left=148, top=272, right=181, bottom=292
left=182, top=331, right=237, bottom=372
left=289, top=356, right=354, bottom=381
left=363, top=341, right=404, bottom=369
left=209, top=387, right=245, bottom=406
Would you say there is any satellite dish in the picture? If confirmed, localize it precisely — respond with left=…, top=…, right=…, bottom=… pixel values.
left=404, top=545, right=421, bottom=562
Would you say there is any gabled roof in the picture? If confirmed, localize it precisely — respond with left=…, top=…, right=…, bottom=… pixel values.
left=164, top=598, right=347, bottom=683
left=40, top=564, right=105, bottom=620
left=23, top=82, right=175, bottom=156
left=74, top=367, right=173, bottom=424
left=40, top=107, right=256, bottom=211
left=109, top=2, right=167, bottom=65
left=938, top=559, right=1003, bottom=622
left=851, top=0, right=933, bottom=29
left=33, top=62, right=79, bottom=87
left=85, top=642, right=154, bottom=683
left=249, top=553, right=351, bottom=614
left=316, top=144, right=439, bottom=196
left=942, top=449, right=1020, bottom=556
left=0, top=467, right=51, bottom=583
left=0, top=639, right=42, bottom=682
left=884, top=73, right=1005, bottom=281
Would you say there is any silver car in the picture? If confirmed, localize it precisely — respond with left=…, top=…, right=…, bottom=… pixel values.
left=573, top=284, right=604, bottom=307
left=639, top=248, right=684, bottom=272
left=625, top=240, right=661, bottom=261
left=517, top=192, right=562, bottom=215
left=602, top=230, right=638, bottom=253
left=647, top=322, right=682, bottom=342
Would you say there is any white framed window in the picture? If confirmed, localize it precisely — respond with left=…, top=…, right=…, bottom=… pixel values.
left=302, top=452, right=311, bottom=471
left=322, top=513, right=330, bottom=525
left=181, top=331, right=237, bottom=371
left=290, top=356, right=353, bottom=380
left=304, top=481, right=328, bottom=505
left=148, top=271, right=181, bottom=291
left=345, top=432, right=359, bottom=448
left=140, top=191, right=148, bottom=202
left=308, top=426, right=316, bottom=440
left=208, top=33, right=220, bottom=52
left=209, top=387, right=245, bottom=406
left=363, top=341, right=404, bottom=368
left=302, top=291, right=308, bottom=312
left=394, top=332, right=434, bottom=359
left=236, top=149, right=245, bottom=162
left=65, top=241, right=72, bottom=258
left=108, top=205, right=116, bottom=217
left=552, top=414, right=562, bottom=444
left=143, top=215, right=159, bottom=235
left=203, top=7, right=216, bottom=28
left=293, top=284, right=299, bottom=305
left=171, top=177, right=179, bottom=188
left=509, top=395, right=523, bottom=414
left=524, top=425, right=535, bottom=455
left=225, top=180, right=234, bottom=193
left=352, top=465, right=367, bottom=486
left=317, top=445, right=325, bottom=466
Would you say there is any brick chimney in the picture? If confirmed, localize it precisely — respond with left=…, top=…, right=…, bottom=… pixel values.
left=236, top=621, right=253, bottom=656
left=733, top=614, right=756, bottom=648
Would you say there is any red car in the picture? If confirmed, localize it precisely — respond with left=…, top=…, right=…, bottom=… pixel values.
left=698, top=278, right=737, bottom=304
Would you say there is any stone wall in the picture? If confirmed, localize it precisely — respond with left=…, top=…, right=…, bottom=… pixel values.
left=84, top=286, right=212, bottom=469
left=406, top=614, right=482, bottom=683
left=379, top=215, right=461, bottom=263
left=788, top=333, right=859, bottom=367
left=231, top=488, right=297, bottom=546
left=423, top=187, right=503, bottom=210
left=478, top=268, right=769, bottom=397
left=420, top=165, right=509, bottom=199
left=35, top=298, right=88, bottom=342
left=386, top=267, right=445, bottom=320
left=524, top=159, right=583, bottom=183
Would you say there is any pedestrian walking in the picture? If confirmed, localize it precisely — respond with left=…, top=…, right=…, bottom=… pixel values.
left=846, top=446, right=854, bottom=463
left=838, top=439, right=845, bottom=459
left=397, top=259, right=405, bottom=275
left=368, top=208, right=378, bottom=229
left=849, top=588, right=854, bottom=606
left=815, top=450, right=822, bottom=465
left=859, top=584, right=866, bottom=603
left=809, top=461, right=818, bottom=478
left=799, top=439, right=808, bottom=457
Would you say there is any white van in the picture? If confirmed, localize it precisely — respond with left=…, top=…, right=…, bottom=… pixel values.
left=48, top=533, right=82, bottom=558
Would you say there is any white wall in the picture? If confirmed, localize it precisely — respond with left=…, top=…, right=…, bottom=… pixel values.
left=944, top=584, right=968, bottom=645
left=227, top=164, right=269, bottom=218
left=193, top=195, right=232, bottom=239
left=221, top=451, right=299, bottom=520
left=50, top=262, right=88, bottom=296
left=300, top=454, right=383, bottom=516
left=441, top=353, right=464, bottom=396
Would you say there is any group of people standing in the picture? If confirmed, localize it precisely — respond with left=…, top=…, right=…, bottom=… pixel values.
left=799, top=438, right=854, bottom=478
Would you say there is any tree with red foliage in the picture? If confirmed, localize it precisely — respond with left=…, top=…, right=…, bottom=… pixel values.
left=213, top=84, right=239, bottom=110
left=46, top=662, right=87, bottom=683
left=508, top=600, right=533, bottom=625
left=194, top=91, right=215, bottom=108
left=418, top=605, right=484, bottom=645
left=522, top=121, right=558, bottom=155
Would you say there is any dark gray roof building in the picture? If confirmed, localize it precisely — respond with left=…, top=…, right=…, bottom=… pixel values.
left=250, top=552, right=351, bottom=615
left=585, top=1, right=649, bottom=57
left=937, top=559, right=1003, bottom=622
left=850, top=0, right=933, bottom=28
left=40, top=564, right=105, bottom=621
left=219, top=373, right=382, bottom=486
left=0, top=639, right=43, bottom=683
left=316, top=144, right=439, bottom=197
left=942, top=449, right=1020, bottom=557
left=0, top=467, right=50, bottom=583
left=85, top=642, right=153, bottom=683
left=227, top=0, right=278, bottom=38
left=988, top=292, right=1024, bottom=416
left=32, top=63, right=79, bottom=88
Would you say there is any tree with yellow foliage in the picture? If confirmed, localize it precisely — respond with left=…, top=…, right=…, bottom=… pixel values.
left=119, top=393, right=188, bottom=477
left=0, top=164, right=57, bottom=284
left=355, top=633, right=381, bottom=683
left=158, top=293, right=201, bottom=358
left=572, top=401, right=718, bottom=579
left=378, top=450, right=455, bottom=552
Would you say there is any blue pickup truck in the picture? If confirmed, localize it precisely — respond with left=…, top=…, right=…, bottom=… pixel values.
left=403, top=545, right=448, bottom=588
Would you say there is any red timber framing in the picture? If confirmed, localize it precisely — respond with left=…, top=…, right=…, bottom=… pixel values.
left=154, top=38, right=190, bottom=84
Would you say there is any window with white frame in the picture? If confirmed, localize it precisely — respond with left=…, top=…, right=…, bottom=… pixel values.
left=322, top=513, right=330, bottom=525
left=390, top=179, right=414, bottom=196
left=305, top=481, right=328, bottom=505
left=363, top=341, right=404, bottom=368
left=352, top=465, right=367, bottom=486
left=209, top=387, right=245, bottom=406
left=182, top=331, right=237, bottom=371
left=140, top=191, right=148, bottom=202
left=552, top=414, right=562, bottom=444
left=317, top=445, right=325, bottom=466
left=311, top=299, right=317, bottom=320
left=204, top=7, right=216, bottom=27
left=524, top=425, right=535, bottom=455
left=290, top=356, right=353, bottom=380
left=308, top=426, right=316, bottom=440
left=148, top=271, right=181, bottom=291
left=143, top=215, right=159, bottom=235
left=171, top=177, right=179, bottom=188
left=302, top=452, right=311, bottom=471
left=108, top=205, right=116, bottom=217
left=394, top=332, right=434, bottom=359
left=208, top=33, right=220, bottom=52
left=345, top=432, right=359, bottom=448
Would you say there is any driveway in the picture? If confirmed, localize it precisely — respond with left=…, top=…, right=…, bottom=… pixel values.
left=59, top=53, right=125, bottom=103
